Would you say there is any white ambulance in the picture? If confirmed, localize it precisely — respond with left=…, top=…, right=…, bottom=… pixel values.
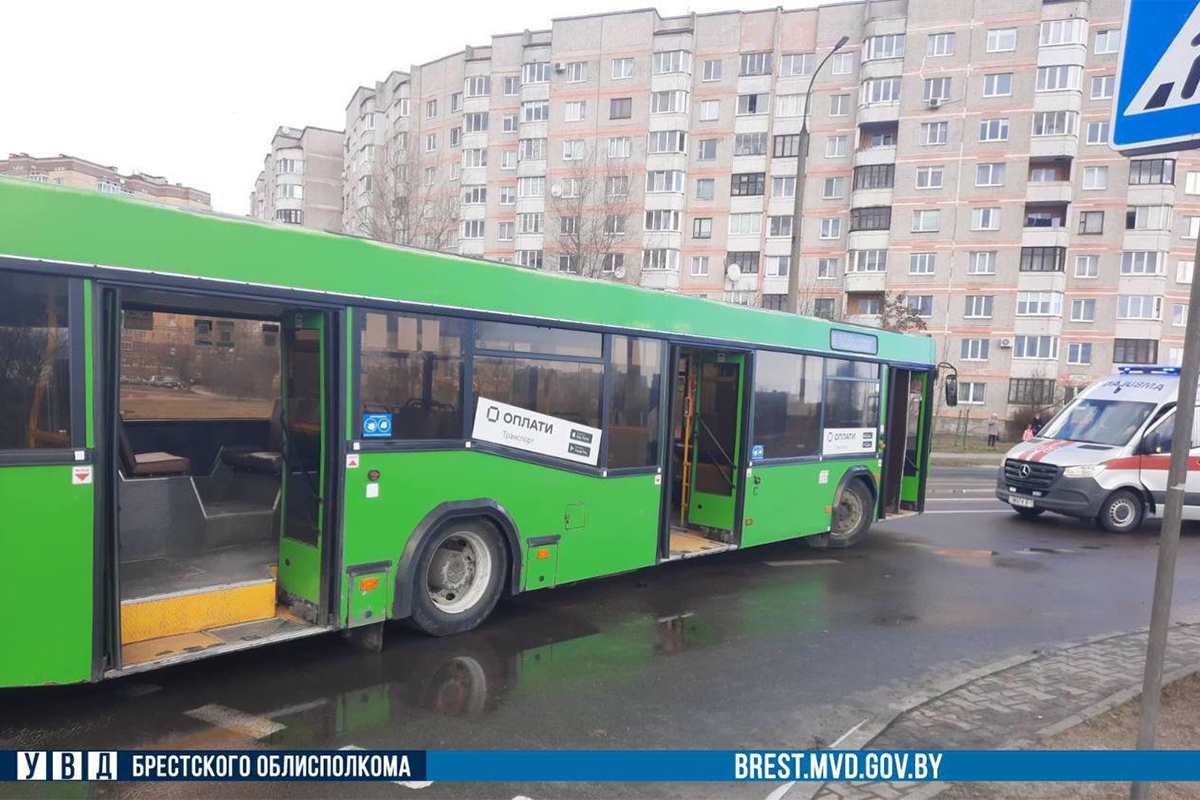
left=996, top=367, right=1200, bottom=532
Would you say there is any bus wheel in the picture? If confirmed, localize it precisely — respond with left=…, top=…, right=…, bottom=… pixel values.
left=410, top=520, right=507, bottom=637
left=1096, top=490, right=1144, bottom=534
left=812, top=480, right=872, bottom=549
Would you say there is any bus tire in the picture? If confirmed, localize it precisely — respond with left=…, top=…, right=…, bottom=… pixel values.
left=1096, top=489, right=1144, bottom=534
left=812, top=479, right=873, bottom=549
left=409, top=519, right=508, bottom=637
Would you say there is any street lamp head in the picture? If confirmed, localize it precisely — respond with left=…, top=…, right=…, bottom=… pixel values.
left=834, top=35, right=850, bottom=51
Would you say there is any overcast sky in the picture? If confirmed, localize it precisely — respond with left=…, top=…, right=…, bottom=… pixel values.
left=3, top=0, right=821, bottom=214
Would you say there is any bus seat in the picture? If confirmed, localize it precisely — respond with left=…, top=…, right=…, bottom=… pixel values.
left=221, top=400, right=283, bottom=475
left=119, top=417, right=191, bottom=477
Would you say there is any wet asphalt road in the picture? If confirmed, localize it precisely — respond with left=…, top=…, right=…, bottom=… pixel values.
left=6, top=466, right=1200, bottom=799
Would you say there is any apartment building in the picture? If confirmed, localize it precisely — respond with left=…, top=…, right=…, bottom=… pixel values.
left=1, top=153, right=210, bottom=210
left=328, top=0, right=1197, bottom=426
left=249, top=126, right=344, bottom=233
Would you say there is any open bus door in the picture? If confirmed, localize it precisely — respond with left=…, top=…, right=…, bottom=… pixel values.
left=277, top=310, right=334, bottom=620
left=882, top=368, right=933, bottom=515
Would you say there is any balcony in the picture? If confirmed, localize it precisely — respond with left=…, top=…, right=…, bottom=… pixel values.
left=844, top=271, right=887, bottom=293
left=1024, top=203, right=1068, bottom=230
left=1026, top=157, right=1073, bottom=203
left=857, top=101, right=900, bottom=125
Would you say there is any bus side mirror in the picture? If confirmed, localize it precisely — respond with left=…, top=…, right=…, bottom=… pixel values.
left=944, top=374, right=958, bottom=408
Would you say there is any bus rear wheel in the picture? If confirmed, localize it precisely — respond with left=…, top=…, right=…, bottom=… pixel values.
left=410, top=519, right=507, bottom=637
left=810, top=480, right=873, bottom=549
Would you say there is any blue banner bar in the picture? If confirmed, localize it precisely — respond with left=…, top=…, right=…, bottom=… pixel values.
left=5, top=749, right=1200, bottom=782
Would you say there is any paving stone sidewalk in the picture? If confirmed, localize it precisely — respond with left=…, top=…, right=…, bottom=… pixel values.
left=809, top=622, right=1200, bottom=800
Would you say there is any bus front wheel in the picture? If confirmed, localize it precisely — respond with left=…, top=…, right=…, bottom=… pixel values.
left=810, top=480, right=873, bottom=549
left=409, top=519, right=508, bottom=637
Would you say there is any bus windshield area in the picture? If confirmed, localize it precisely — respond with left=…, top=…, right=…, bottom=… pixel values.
left=1039, top=399, right=1157, bottom=447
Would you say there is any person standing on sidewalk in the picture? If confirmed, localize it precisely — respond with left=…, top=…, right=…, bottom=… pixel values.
left=987, top=413, right=1000, bottom=449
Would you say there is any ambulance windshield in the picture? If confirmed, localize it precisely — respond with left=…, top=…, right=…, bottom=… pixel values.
left=1039, top=399, right=1157, bottom=446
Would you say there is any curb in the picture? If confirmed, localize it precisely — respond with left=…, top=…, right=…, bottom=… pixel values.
left=795, top=619, right=1200, bottom=800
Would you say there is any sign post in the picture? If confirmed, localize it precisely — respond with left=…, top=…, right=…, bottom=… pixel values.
left=1112, top=2, right=1200, bottom=796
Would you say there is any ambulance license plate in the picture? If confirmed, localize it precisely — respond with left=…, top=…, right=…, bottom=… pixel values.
left=1009, top=495, right=1035, bottom=509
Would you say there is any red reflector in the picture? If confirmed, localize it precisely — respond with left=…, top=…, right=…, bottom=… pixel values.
left=536, top=548, right=551, bottom=560
left=359, top=577, right=379, bottom=592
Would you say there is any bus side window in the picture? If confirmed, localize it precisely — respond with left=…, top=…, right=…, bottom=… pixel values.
left=0, top=271, right=73, bottom=450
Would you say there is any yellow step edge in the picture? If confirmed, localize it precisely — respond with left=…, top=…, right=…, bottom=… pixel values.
left=120, top=580, right=276, bottom=645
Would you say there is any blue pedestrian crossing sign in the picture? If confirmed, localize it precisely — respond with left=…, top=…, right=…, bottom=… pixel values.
left=1112, top=0, right=1200, bottom=154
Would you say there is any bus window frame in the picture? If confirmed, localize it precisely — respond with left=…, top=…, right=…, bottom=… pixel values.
left=0, top=269, right=87, bottom=466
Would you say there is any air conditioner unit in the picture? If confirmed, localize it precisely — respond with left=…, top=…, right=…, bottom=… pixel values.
left=998, top=337, right=1013, bottom=349
left=554, top=62, right=566, bottom=72
left=927, top=97, right=943, bottom=109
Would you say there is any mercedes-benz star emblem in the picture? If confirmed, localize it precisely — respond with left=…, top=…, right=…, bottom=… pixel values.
left=1018, top=463, right=1032, bottom=479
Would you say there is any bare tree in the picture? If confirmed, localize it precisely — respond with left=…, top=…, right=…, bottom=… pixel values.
left=355, top=142, right=460, bottom=252
left=878, top=291, right=929, bottom=333
left=546, top=144, right=638, bottom=281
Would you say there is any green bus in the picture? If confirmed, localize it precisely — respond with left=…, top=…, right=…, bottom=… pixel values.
left=0, top=179, right=937, bottom=688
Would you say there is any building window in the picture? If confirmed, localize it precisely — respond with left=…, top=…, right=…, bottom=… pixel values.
left=697, top=139, right=718, bottom=160
left=647, top=210, right=683, bottom=232
left=774, top=134, right=801, bottom=158
left=565, top=61, right=589, bottom=83
left=502, top=113, right=519, bottom=133
left=1020, top=247, right=1067, bottom=272
left=1078, top=210, right=1104, bottom=234
left=646, top=170, right=685, bottom=193
left=516, top=250, right=544, bottom=269
left=726, top=251, right=760, bottom=274
left=649, top=130, right=688, bottom=154
left=731, top=172, right=765, bottom=197
left=969, top=252, right=997, bottom=275
left=739, top=51, right=772, bottom=76
left=460, top=219, right=485, bottom=239
left=1180, top=260, right=1195, bottom=283
left=651, top=90, right=689, bottom=114
left=819, top=218, right=842, bottom=239
left=727, top=212, right=762, bottom=236
left=1075, top=255, right=1099, bottom=278
left=850, top=249, right=887, bottom=272
left=831, top=52, right=853, bottom=74
left=1113, top=339, right=1158, bottom=365
left=702, top=59, right=722, bottom=81
left=1121, top=251, right=1165, bottom=275
left=861, top=77, right=902, bottom=104
left=972, top=207, right=1001, bottom=231
left=607, top=137, right=631, bottom=159
left=766, top=256, right=790, bottom=277
left=927, top=32, right=955, bottom=57
left=612, top=57, right=633, bottom=79
left=692, top=217, right=713, bottom=239
left=1129, top=158, right=1176, bottom=185
left=275, top=209, right=302, bottom=224
left=817, top=258, right=839, bottom=279
left=1091, top=75, right=1115, bottom=100
left=850, top=206, right=891, bottom=231
left=1009, top=378, right=1056, bottom=405
left=695, top=178, right=715, bottom=201
left=1117, top=295, right=1163, bottom=320
left=854, top=164, right=895, bottom=190
left=961, top=338, right=990, bottom=361
left=864, top=33, right=906, bottom=61
left=986, top=28, right=1016, bottom=52
left=1013, top=335, right=1058, bottom=360
left=776, top=94, right=806, bottom=118
left=975, top=163, right=1006, bottom=187
left=912, top=209, right=940, bottom=232
left=498, top=222, right=514, bottom=241
left=1173, top=303, right=1190, bottom=327
left=522, top=62, right=550, bottom=84
left=609, top=97, right=632, bottom=120
left=465, top=75, right=491, bottom=97
left=767, top=215, right=792, bottom=237
left=605, top=176, right=629, bottom=198
left=1087, top=121, right=1110, bottom=145
left=1033, top=110, right=1078, bottom=136
left=642, top=249, right=680, bottom=271
left=1037, top=65, right=1081, bottom=92
left=698, top=99, right=720, bottom=121
left=517, top=176, right=545, bottom=198
left=920, top=122, right=948, bottom=145
left=1082, top=166, right=1108, bottom=190
left=1095, top=30, right=1120, bottom=55
left=1126, top=205, right=1172, bottom=231
left=1041, top=18, right=1087, bottom=46
left=915, top=165, right=943, bottom=189
left=1016, top=291, right=1063, bottom=317
left=822, top=177, right=845, bottom=199
left=965, top=295, right=994, bottom=318
left=522, top=100, right=549, bottom=122
left=1067, top=343, right=1093, bottom=366
left=924, top=77, right=952, bottom=102
left=906, top=295, right=933, bottom=317
left=983, top=73, right=1013, bottom=97
left=979, top=118, right=1010, bottom=142
left=733, top=132, right=767, bottom=156
left=780, top=52, right=815, bottom=76
left=736, top=93, right=769, bottom=115
left=690, top=256, right=710, bottom=276
left=603, top=253, right=625, bottom=273
left=564, top=101, right=586, bottom=122
left=910, top=253, right=936, bottom=275
left=1070, top=298, right=1096, bottom=322
left=503, top=75, right=520, bottom=95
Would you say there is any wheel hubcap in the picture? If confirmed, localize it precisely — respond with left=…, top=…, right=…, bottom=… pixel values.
left=1110, top=501, right=1134, bottom=526
left=426, top=531, right=493, bottom=615
left=835, top=491, right=863, bottom=536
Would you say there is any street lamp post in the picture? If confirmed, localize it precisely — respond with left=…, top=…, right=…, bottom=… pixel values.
left=786, top=35, right=850, bottom=315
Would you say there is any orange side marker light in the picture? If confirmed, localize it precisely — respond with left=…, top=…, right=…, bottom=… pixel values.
left=536, top=548, right=551, bottom=560
left=359, top=577, right=379, bottom=592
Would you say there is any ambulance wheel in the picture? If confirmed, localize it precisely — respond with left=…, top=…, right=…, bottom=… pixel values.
left=1096, top=490, right=1143, bottom=534
left=410, top=519, right=507, bottom=636
left=1013, top=507, right=1045, bottom=519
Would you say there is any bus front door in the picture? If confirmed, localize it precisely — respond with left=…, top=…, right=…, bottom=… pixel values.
left=686, top=352, right=745, bottom=535
left=900, top=372, right=931, bottom=511
left=278, top=311, right=329, bottom=617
